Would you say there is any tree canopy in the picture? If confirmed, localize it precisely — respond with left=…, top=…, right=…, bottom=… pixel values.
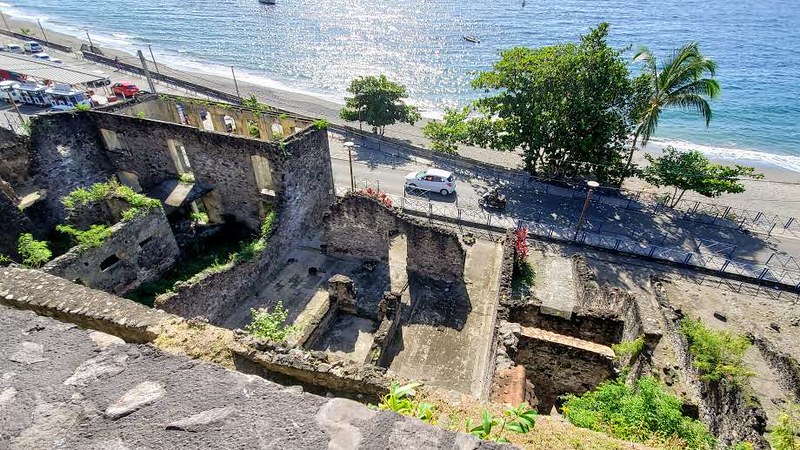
left=641, top=147, right=763, bottom=207
left=340, top=75, right=421, bottom=135
left=425, top=23, right=644, bottom=184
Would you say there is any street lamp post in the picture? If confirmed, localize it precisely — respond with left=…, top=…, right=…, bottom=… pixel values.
left=573, top=180, right=600, bottom=241
left=344, top=141, right=355, bottom=192
left=0, top=11, right=10, bottom=31
left=84, top=29, right=95, bottom=53
left=37, top=19, right=49, bottom=47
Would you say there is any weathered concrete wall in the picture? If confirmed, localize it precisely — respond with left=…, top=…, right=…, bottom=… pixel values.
left=43, top=208, right=179, bottom=295
left=325, top=194, right=466, bottom=281
left=515, top=327, right=615, bottom=413
left=0, top=128, right=31, bottom=188
left=28, top=113, right=116, bottom=228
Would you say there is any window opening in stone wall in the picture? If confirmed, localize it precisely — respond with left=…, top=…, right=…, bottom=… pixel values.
left=139, top=236, right=154, bottom=248
left=100, top=254, right=121, bottom=271
left=251, top=154, right=275, bottom=196
left=271, top=123, right=284, bottom=139
left=199, top=110, right=213, bottom=131
left=223, top=115, right=236, bottom=133
left=167, top=139, right=195, bottom=179
left=176, top=104, right=188, bottom=125
left=247, top=120, right=260, bottom=138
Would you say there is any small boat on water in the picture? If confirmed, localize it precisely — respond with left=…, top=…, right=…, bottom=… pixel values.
left=259, top=0, right=276, bottom=4
left=463, top=35, right=480, bottom=44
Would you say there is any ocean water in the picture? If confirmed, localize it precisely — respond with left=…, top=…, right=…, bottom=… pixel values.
left=3, top=0, right=800, bottom=170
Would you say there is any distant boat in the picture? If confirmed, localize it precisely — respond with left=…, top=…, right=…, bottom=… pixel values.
left=463, top=35, right=480, bottom=44
left=259, top=0, right=276, bottom=4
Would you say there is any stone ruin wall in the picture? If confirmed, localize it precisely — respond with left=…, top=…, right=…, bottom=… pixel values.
left=0, top=127, right=31, bottom=188
left=324, top=194, right=466, bottom=282
left=43, top=207, right=179, bottom=296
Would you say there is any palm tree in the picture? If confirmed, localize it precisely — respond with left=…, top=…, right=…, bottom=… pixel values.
left=628, top=42, right=720, bottom=160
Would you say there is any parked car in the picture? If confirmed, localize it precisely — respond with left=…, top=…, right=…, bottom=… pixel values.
left=31, top=52, right=52, bottom=61
left=49, top=104, right=76, bottom=112
left=404, top=168, right=456, bottom=196
left=22, top=41, right=42, bottom=53
left=5, top=44, right=23, bottom=54
left=111, top=81, right=140, bottom=98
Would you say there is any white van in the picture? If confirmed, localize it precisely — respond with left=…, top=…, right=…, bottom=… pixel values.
left=23, top=41, right=43, bottom=53
left=5, top=44, right=23, bottom=54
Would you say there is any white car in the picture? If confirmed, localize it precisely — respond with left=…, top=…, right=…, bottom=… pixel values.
left=404, top=168, right=456, bottom=196
left=5, top=44, right=23, bottom=54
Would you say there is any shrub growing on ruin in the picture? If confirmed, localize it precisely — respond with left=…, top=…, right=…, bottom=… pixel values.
left=612, top=336, right=646, bottom=362
left=244, top=301, right=298, bottom=342
left=61, top=180, right=160, bottom=221
left=177, top=172, right=195, bottom=184
left=17, top=233, right=52, bottom=268
left=561, top=376, right=715, bottom=449
left=511, top=227, right=534, bottom=290
left=56, top=224, right=113, bottom=251
left=679, top=318, right=754, bottom=384
left=313, top=119, right=329, bottom=130
left=466, top=404, right=538, bottom=443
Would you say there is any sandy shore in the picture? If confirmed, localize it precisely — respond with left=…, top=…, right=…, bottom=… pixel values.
left=3, top=15, right=798, bottom=218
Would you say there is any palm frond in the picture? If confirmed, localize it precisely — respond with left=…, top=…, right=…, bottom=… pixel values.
left=666, top=93, right=713, bottom=125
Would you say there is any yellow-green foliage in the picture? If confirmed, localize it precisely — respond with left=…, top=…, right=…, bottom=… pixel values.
left=679, top=318, right=754, bottom=384
left=17, top=233, right=52, bottom=268
left=244, top=301, right=298, bottom=342
left=612, top=336, right=646, bottom=361
left=56, top=224, right=113, bottom=250
left=562, top=376, right=715, bottom=449
left=61, top=180, right=160, bottom=222
left=771, top=402, right=800, bottom=450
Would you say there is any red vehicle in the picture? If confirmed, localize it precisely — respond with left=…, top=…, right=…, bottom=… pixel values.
left=110, top=81, right=140, bottom=98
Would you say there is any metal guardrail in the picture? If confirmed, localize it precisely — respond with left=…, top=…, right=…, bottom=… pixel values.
left=337, top=185, right=800, bottom=292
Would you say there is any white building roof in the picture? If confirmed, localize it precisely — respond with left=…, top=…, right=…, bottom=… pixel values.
left=0, top=52, right=105, bottom=85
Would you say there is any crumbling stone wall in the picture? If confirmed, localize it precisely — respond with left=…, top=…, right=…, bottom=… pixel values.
left=515, top=327, right=615, bottom=413
left=88, top=111, right=282, bottom=231
left=0, top=190, right=34, bottom=258
left=324, top=195, right=466, bottom=281
left=0, top=128, right=31, bottom=188
left=27, top=113, right=116, bottom=228
left=43, top=207, right=179, bottom=295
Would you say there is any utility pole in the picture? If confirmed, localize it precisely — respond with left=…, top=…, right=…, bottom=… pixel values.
left=573, top=181, right=600, bottom=241
left=10, top=98, right=23, bottom=125
left=231, top=66, right=241, bottom=100
left=344, top=141, right=355, bottom=191
left=37, top=20, right=49, bottom=47
left=0, top=11, right=10, bottom=31
left=84, top=29, right=95, bottom=53
left=148, top=45, right=161, bottom=76
left=137, top=50, right=157, bottom=94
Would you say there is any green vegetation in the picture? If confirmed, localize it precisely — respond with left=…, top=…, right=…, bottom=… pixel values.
left=135, top=111, right=146, bottom=119
left=339, top=75, right=421, bottom=135
left=631, top=43, right=720, bottom=150
left=61, top=180, right=161, bottom=221
left=511, top=259, right=535, bottom=292
left=244, top=301, right=298, bottom=342
left=190, top=211, right=209, bottom=224
left=376, top=382, right=437, bottom=424
left=423, top=106, right=470, bottom=154
left=75, top=103, right=92, bottom=112
left=642, top=147, right=763, bottom=207
left=425, top=24, right=642, bottom=184
left=19, top=28, right=32, bottom=36
left=679, top=318, right=754, bottom=384
left=0, top=254, right=11, bottom=266
left=56, top=224, right=113, bottom=251
left=313, top=118, right=329, bottom=130
left=20, top=120, right=32, bottom=135
left=466, top=404, right=538, bottom=443
left=177, top=172, right=196, bottom=184
left=562, top=376, right=715, bottom=449
left=771, top=402, right=800, bottom=450
left=17, top=233, right=52, bottom=268
left=242, top=94, right=274, bottom=113
left=611, top=336, right=646, bottom=362
left=247, top=121, right=260, bottom=138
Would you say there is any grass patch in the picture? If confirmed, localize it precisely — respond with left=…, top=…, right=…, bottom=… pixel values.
left=679, top=318, right=754, bottom=384
left=612, top=336, right=646, bottom=363
left=153, top=318, right=235, bottom=369
left=561, top=376, right=715, bottom=449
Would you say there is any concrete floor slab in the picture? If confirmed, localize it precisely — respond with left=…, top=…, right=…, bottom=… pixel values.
left=311, top=314, right=378, bottom=363
left=387, top=239, right=504, bottom=399
left=531, top=253, right=576, bottom=319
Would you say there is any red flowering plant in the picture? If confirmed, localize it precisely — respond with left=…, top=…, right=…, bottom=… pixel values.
left=358, top=187, right=393, bottom=208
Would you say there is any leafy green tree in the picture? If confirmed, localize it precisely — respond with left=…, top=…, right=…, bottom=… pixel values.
left=642, top=147, right=763, bottom=207
left=17, top=233, right=52, bottom=268
left=340, top=75, right=421, bottom=135
left=625, top=43, right=720, bottom=171
left=451, top=23, right=642, bottom=184
left=422, top=107, right=471, bottom=154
